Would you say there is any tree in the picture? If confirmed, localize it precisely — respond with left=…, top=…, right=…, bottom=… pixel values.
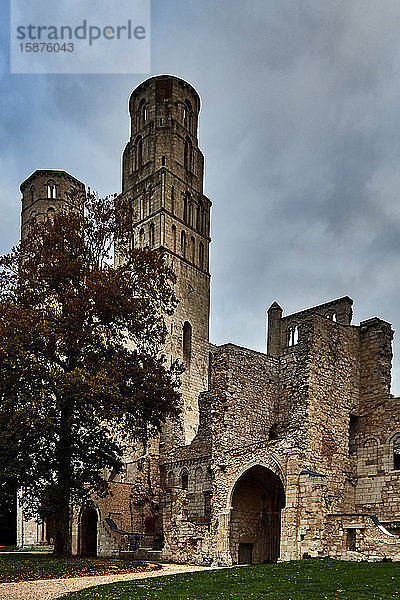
left=0, top=192, right=181, bottom=555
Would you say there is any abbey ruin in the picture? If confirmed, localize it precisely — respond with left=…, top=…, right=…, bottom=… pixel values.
left=17, top=75, right=400, bottom=564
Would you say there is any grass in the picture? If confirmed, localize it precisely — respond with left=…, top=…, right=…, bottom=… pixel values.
left=0, top=554, right=159, bottom=582
left=60, top=559, right=400, bottom=599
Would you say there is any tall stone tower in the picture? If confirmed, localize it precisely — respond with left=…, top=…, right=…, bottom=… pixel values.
left=118, top=75, right=211, bottom=445
left=20, top=169, right=85, bottom=239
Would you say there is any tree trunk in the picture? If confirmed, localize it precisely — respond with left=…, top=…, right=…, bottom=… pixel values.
left=53, top=490, right=71, bottom=555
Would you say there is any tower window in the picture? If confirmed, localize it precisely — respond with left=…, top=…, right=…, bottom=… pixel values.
left=183, top=321, right=192, bottom=367
left=171, top=186, right=175, bottom=214
left=181, top=468, right=189, bottom=490
left=287, top=325, right=299, bottom=347
left=393, top=434, right=400, bottom=470
left=139, top=228, right=145, bottom=249
left=162, top=155, right=166, bottom=166
left=149, top=222, right=155, bottom=247
left=188, top=201, right=193, bottom=227
left=30, top=186, right=34, bottom=203
left=181, top=230, right=186, bottom=258
left=47, top=181, right=56, bottom=199
left=184, top=137, right=192, bottom=171
left=172, top=224, right=177, bottom=252
left=191, top=236, right=195, bottom=263
left=183, top=194, right=188, bottom=223
left=143, top=103, right=148, bottom=123
left=199, top=242, right=204, bottom=270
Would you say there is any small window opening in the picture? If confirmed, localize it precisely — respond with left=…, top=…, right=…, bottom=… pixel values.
left=181, top=230, right=186, bottom=258
left=162, top=155, right=166, bottom=166
left=268, top=424, right=278, bottom=441
left=184, top=137, right=192, bottom=171
left=47, top=181, right=56, bottom=199
left=346, top=528, right=356, bottom=551
left=149, top=222, right=155, bottom=247
left=171, top=185, right=175, bottom=214
left=172, top=224, right=177, bottom=252
left=191, top=236, right=195, bottom=263
left=393, top=434, right=400, bottom=470
left=30, top=186, right=35, bottom=203
left=181, top=469, right=188, bottom=490
left=159, top=118, right=163, bottom=126
left=199, top=242, right=204, bottom=270
left=287, top=325, right=299, bottom=347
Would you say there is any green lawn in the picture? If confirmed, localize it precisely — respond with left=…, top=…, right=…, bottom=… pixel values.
left=60, top=560, right=400, bottom=600
left=0, top=545, right=16, bottom=552
left=0, top=554, right=158, bottom=582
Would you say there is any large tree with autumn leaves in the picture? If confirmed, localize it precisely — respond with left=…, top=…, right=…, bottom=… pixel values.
left=0, top=193, right=181, bottom=554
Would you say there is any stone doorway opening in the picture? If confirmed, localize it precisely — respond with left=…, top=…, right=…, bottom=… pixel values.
left=79, top=505, right=98, bottom=556
left=229, top=465, right=285, bottom=564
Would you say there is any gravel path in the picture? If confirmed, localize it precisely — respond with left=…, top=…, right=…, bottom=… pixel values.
left=0, top=563, right=215, bottom=600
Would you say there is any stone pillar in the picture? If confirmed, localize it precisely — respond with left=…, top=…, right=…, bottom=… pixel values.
left=267, top=302, right=283, bottom=357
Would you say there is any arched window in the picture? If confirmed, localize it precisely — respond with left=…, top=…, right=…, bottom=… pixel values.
left=47, top=180, right=56, bottom=199
left=171, top=185, right=175, bottom=214
left=167, top=471, right=175, bottom=488
left=188, top=201, right=193, bottom=226
left=191, top=236, right=195, bottom=263
left=139, top=228, right=145, bottom=249
left=172, top=224, right=177, bottom=252
left=181, top=230, right=186, bottom=258
left=287, top=324, right=299, bottom=347
left=393, top=434, right=400, bottom=470
left=139, top=99, right=148, bottom=125
left=184, top=137, right=192, bottom=171
left=135, top=136, right=143, bottom=169
left=181, top=468, right=189, bottom=490
left=326, top=311, right=337, bottom=322
left=183, top=195, right=188, bottom=223
left=183, top=321, right=192, bottom=367
left=199, top=242, right=204, bottom=270
left=184, top=99, right=192, bottom=131
left=195, top=467, right=203, bottom=493
left=149, top=222, right=155, bottom=247
left=196, top=201, right=204, bottom=233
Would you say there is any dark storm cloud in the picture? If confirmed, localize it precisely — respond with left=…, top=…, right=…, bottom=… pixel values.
left=1, top=0, right=400, bottom=389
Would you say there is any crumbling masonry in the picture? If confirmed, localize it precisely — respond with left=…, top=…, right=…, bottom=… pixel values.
left=17, top=75, right=400, bottom=563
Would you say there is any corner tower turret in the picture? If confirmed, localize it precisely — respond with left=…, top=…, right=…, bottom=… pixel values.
left=119, top=75, right=211, bottom=445
left=20, top=170, right=85, bottom=240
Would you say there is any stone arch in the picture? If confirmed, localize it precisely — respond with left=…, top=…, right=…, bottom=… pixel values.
left=78, top=504, right=99, bottom=556
left=228, top=464, right=285, bottom=565
left=227, top=456, right=286, bottom=510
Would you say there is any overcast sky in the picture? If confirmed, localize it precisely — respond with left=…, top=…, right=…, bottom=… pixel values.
left=1, top=0, right=400, bottom=392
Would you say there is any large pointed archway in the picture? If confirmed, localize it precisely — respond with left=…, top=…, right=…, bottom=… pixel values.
left=229, top=465, right=285, bottom=564
left=79, top=505, right=98, bottom=556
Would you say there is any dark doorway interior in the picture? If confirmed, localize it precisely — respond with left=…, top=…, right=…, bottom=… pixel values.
left=80, top=506, right=98, bottom=556
left=238, top=542, right=254, bottom=564
left=230, top=465, right=285, bottom=564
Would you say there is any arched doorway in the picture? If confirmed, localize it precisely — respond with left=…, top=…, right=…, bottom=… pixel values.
left=79, top=505, right=98, bottom=556
left=229, top=465, right=285, bottom=564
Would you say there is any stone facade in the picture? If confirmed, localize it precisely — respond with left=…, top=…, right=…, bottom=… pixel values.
left=16, top=75, right=400, bottom=563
